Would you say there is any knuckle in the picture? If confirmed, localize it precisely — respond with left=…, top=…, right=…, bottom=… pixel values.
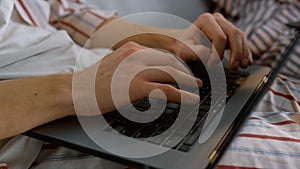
left=160, top=85, right=174, bottom=95
left=233, top=28, right=243, bottom=36
left=213, top=12, right=224, bottom=18
left=164, top=66, right=176, bottom=75
left=239, top=30, right=246, bottom=36
left=124, top=41, right=140, bottom=48
left=198, top=12, right=213, bottom=21
left=117, top=45, right=143, bottom=60
left=165, top=53, right=178, bottom=62
left=240, top=31, right=247, bottom=38
left=126, top=47, right=141, bottom=54
left=122, top=42, right=143, bottom=54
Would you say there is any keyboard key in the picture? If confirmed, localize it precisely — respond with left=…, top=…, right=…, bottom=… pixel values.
left=178, top=144, right=191, bottom=152
left=198, top=110, right=207, bottom=118
left=202, top=97, right=211, bottom=105
left=134, top=125, right=157, bottom=138
left=174, top=128, right=190, bottom=137
left=199, top=104, right=210, bottom=112
left=167, top=102, right=180, bottom=110
left=120, top=123, right=141, bottom=137
left=147, top=136, right=165, bottom=145
left=164, top=108, right=176, bottom=115
left=109, top=118, right=128, bottom=132
left=183, top=120, right=205, bottom=146
left=163, top=135, right=183, bottom=148
left=154, top=127, right=172, bottom=137
left=136, top=101, right=150, bottom=108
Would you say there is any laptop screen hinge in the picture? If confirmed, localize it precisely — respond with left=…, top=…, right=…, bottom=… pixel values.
left=262, top=75, right=269, bottom=83
left=208, top=150, right=218, bottom=162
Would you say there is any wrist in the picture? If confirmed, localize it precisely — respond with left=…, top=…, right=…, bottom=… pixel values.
left=49, top=74, right=75, bottom=117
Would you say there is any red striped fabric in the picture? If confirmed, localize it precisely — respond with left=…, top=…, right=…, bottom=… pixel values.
left=269, top=88, right=300, bottom=106
left=18, top=0, right=37, bottom=26
left=279, top=76, right=300, bottom=85
left=86, top=10, right=107, bottom=20
left=50, top=20, right=90, bottom=38
left=16, top=0, right=116, bottom=45
left=57, top=0, right=75, bottom=12
left=0, top=163, right=8, bottom=169
left=248, top=117, right=296, bottom=125
left=239, top=133, right=300, bottom=143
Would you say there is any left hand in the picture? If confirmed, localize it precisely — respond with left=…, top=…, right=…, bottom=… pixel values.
left=171, top=13, right=253, bottom=70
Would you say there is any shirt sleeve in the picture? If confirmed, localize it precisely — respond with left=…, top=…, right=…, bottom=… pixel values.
left=48, top=0, right=118, bottom=45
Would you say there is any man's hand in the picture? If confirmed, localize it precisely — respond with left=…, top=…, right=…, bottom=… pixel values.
left=76, top=42, right=203, bottom=115
left=171, top=13, right=253, bottom=70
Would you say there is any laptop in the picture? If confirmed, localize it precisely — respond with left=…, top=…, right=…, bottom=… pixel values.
left=24, top=54, right=273, bottom=169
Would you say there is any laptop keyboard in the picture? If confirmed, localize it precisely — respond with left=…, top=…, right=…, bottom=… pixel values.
left=103, top=69, right=249, bottom=152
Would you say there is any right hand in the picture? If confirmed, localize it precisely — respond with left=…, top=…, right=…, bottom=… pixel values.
left=171, top=13, right=253, bottom=70
left=76, top=42, right=203, bottom=115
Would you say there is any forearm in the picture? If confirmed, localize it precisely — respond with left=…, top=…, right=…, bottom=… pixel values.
left=0, top=74, right=74, bottom=140
left=88, top=17, right=178, bottom=52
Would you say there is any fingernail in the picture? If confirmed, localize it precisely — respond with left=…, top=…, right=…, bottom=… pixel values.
left=197, top=78, right=203, bottom=87
left=249, top=58, right=253, bottom=65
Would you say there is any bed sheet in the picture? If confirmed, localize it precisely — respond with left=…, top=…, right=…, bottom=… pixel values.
left=217, top=74, right=300, bottom=169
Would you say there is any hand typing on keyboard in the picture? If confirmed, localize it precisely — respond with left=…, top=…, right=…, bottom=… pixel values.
left=168, top=13, right=253, bottom=70
left=103, top=67, right=248, bottom=152
left=75, top=41, right=203, bottom=116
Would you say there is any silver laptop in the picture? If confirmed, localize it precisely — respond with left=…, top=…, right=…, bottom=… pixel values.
left=25, top=60, right=272, bottom=169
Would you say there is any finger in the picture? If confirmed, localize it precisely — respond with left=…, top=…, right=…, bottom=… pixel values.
left=194, top=13, right=228, bottom=60
left=207, top=47, right=222, bottom=68
left=145, top=82, right=200, bottom=105
left=243, top=38, right=254, bottom=65
left=213, top=13, right=251, bottom=70
left=240, top=31, right=253, bottom=67
left=139, top=66, right=203, bottom=88
left=248, top=49, right=253, bottom=65
left=134, top=48, right=191, bottom=74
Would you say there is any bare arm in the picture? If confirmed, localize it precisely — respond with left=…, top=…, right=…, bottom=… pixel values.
left=86, top=13, right=253, bottom=70
left=0, top=74, right=74, bottom=140
left=0, top=42, right=202, bottom=140
left=86, top=17, right=177, bottom=52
